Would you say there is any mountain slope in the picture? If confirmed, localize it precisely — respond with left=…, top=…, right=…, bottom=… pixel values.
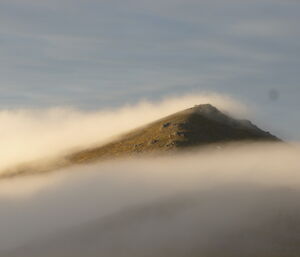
left=68, top=104, right=279, bottom=164
left=0, top=104, right=280, bottom=178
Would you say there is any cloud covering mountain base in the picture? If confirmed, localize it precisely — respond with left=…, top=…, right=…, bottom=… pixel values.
left=0, top=93, right=299, bottom=256
left=0, top=93, right=246, bottom=172
left=1, top=143, right=300, bottom=257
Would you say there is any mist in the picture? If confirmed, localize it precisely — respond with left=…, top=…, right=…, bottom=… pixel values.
left=1, top=94, right=299, bottom=256
left=0, top=93, right=246, bottom=172
left=0, top=143, right=300, bottom=256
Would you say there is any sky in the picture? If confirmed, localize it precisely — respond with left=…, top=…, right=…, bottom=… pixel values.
left=0, top=0, right=299, bottom=139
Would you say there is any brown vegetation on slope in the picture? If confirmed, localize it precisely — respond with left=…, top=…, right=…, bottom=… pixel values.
left=0, top=104, right=280, bottom=178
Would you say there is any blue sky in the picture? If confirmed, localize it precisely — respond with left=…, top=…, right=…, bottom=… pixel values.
left=0, top=0, right=299, bottom=139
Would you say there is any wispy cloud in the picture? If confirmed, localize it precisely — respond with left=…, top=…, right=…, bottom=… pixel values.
left=0, top=0, right=299, bottom=108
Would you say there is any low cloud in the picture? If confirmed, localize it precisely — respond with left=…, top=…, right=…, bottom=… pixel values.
left=0, top=93, right=298, bottom=256
left=0, top=143, right=300, bottom=256
left=0, top=93, right=246, bottom=171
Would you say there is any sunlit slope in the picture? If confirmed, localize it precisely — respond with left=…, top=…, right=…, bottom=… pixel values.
left=68, top=104, right=279, bottom=163
left=1, top=104, right=279, bottom=178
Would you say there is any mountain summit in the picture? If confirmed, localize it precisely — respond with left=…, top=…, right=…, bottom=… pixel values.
left=68, top=104, right=279, bottom=164
left=1, top=104, right=280, bottom=178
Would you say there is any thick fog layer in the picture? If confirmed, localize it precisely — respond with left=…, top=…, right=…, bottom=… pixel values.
left=1, top=143, right=300, bottom=257
left=0, top=93, right=246, bottom=172
left=0, top=94, right=298, bottom=256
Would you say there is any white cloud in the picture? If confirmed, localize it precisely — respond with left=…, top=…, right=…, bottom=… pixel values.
left=0, top=93, right=247, bottom=172
left=1, top=143, right=300, bottom=256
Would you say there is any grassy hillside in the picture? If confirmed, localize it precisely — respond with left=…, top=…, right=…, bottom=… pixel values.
left=0, top=104, right=280, bottom=178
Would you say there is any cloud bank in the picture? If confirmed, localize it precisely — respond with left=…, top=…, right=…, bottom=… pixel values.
left=0, top=93, right=298, bottom=256
left=0, top=143, right=300, bottom=257
left=0, top=93, right=247, bottom=171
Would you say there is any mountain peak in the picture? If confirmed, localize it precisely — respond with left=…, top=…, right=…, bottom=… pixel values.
left=188, top=103, right=231, bottom=122
left=68, top=104, right=279, bottom=164
left=0, top=104, right=280, bottom=178
left=192, top=103, right=218, bottom=111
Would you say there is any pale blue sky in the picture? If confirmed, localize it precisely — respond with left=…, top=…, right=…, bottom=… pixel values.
left=0, top=0, right=299, bottom=139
